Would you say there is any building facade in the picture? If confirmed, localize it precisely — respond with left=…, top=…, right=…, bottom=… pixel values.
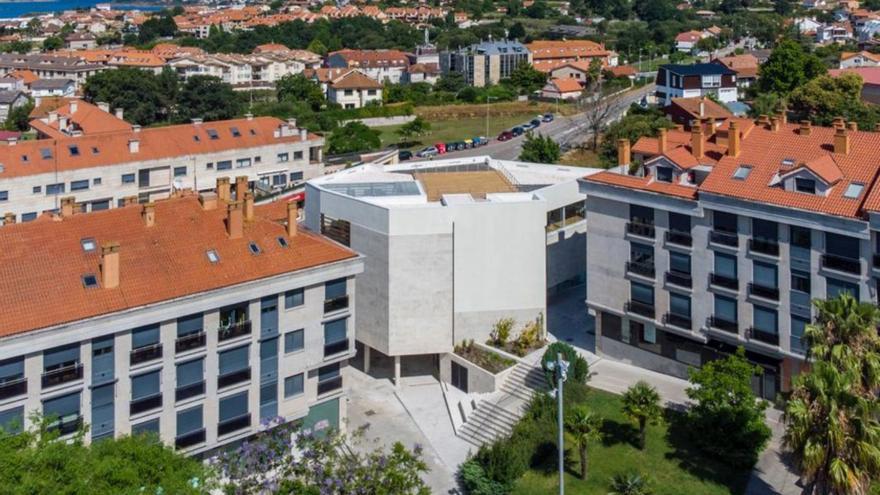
left=0, top=194, right=364, bottom=454
left=655, top=64, right=738, bottom=106
left=440, top=40, right=531, bottom=87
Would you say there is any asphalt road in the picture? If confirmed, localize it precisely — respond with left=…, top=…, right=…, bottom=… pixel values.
left=442, top=84, right=656, bottom=162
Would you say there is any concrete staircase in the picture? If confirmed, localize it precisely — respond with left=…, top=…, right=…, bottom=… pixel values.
left=457, top=361, right=548, bottom=447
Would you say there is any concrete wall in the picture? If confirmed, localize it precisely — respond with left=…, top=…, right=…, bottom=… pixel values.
left=547, top=225, right=586, bottom=291
left=438, top=344, right=517, bottom=394
left=599, top=336, right=690, bottom=379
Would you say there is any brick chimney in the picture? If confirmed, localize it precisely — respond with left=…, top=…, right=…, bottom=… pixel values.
left=658, top=128, right=667, bottom=154
left=847, top=121, right=858, bottom=132
left=199, top=192, right=218, bottom=211
left=216, top=177, right=231, bottom=202
left=244, top=191, right=254, bottom=222
left=128, top=138, right=139, bottom=153
left=3, top=212, right=14, bottom=225
left=60, top=196, right=76, bottom=218
left=142, top=202, right=155, bottom=227
left=245, top=113, right=253, bottom=121
left=286, top=201, right=298, bottom=237
left=97, top=101, right=109, bottom=113
left=691, top=127, right=704, bottom=159
left=778, top=111, right=787, bottom=125
left=770, top=116, right=780, bottom=132
left=191, top=118, right=203, bottom=125
left=728, top=120, right=741, bottom=157
left=757, top=114, right=770, bottom=126
left=7, top=137, right=17, bottom=146
left=100, top=241, right=120, bottom=289
left=300, top=128, right=308, bottom=140
left=832, top=116, right=845, bottom=129
left=227, top=201, right=243, bottom=239
left=834, top=127, right=850, bottom=155
left=617, top=139, right=631, bottom=168
left=235, top=176, right=248, bottom=201
left=800, top=120, right=812, bottom=136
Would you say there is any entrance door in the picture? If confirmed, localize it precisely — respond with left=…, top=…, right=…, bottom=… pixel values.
left=451, top=361, right=468, bottom=393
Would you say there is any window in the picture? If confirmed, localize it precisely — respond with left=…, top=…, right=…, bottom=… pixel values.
left=193, top=135, right=200, bottom=142
left=277, top=152, right=289, bottom=163
left=43, top=344, right=80, bottom=374
left=32, top=186, right=41, bottom=194
left=173, top=166, right=187, bottom=177
left=0, top=357, right=24, bottom=397
left=290, top=171, right=304, bottom=182
left=826, top=233, right=860, bottom=258
left=206, top=250, right=219, bottom=263
left=176, top=405, right=203, bottom=439
left=131, top=325, right=159, bottom=350
left=293, top=151, right=303, bottom=160
left=702, top=74, right=721, bottom=87
left=753, top=306, right=778, bottom=333
left=93, top=177, right=102, bottom=185
left=790, top=226, right=811, bottom=249
left=68, top=145, right=80, bottom=157
left=655, top=166, right=673, bottom=182
left=131, top=370, right=160, bottom=403
left=217, top=160, right=232, bottom=171
left=630, top=204, right=654, bottom=225
left=260, top=381, right=277, bottom=421
left=82, top=274, right=98, bottom=288
left=844, top=182, right=864, bottom=199
left=714, top=295, right=737, bottom=322
left=132, top=418, right=159, bottom=435
left=753, top=261, right=778, bottom=288
left=0, top=406, right=23, bottom=433
left=827, top=278, right=859, bottom=300
left=790, top=315, right=809, bottom=354
left=714, top=253, right=737, bottom=278
left=206, top=162, right=214, bottom=169
left=630, top=282, right=653, bottom=305
left=669, top=251, right=691, bottom=274
left=92, top=336, right=114, bottom=383
left=46, top=183, right=65, bottom=195
left=285, top=288, right=304, bottom=309
left=43, top=392, right=80, bottom=434
left=324, top=318, right=347, bottom=355
left=260, top=338, right=278, bottom=383
left=236, top=158, right=252, bottom=168
left=177, top=313, right=203, bottom=337
left=219, top=392, right=248, bottom=424
left=284, top=373, right=304, bottom=398
left=122, top=173, right=135, bottom=184
left=248, top=242, right=261, bottom=255
left=669, top=293, right=691, bottom=318
left=317, top=363, right=341, bottom=395
left=21, top=154, right=28, bottom=163
left=206, top=129, right=219, bottom=140
left=795, top=178, right=816, bottom=194
left=40, top=148, right=52, bottom=160
left=714, top=211, right=737, bottom=233
left=792, top=271, right=811, bottom=293
left=669, top=212, right=690, bottom=233
left=732, top=166, right=751, bottom=180
left=91, top=147, right=99, bottom=155
left=219, top=345, right=250, bottom=385
left=285, top=329, right=304, bottom=353
left=0, top=191, right=7, bottom=202
left=277, top=236, right=289, bottom=248
left=325, top=279, right=346, bottom=300
left=91, top=200, right=109, bottom=211
left=176, top=358, right=204, bottom=400
left=230, top=127, right=241, bottom=137
left=630, top=242, right=653, bottom=264
left=21, top=212, right=36, bottom=222
left=254, top=156, right=261, bottom=164
left=752, top=219, right=777, bottom=242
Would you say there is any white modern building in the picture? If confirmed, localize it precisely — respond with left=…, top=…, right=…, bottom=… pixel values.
left=304, top=157, right=595, bottom=384
left=0, top=192, right=364, bottom=454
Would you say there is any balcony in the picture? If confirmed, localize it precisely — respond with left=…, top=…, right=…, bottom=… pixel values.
left=821, top=254, right=861, bottom=275
left=709, top=273, right=738, bottom=291
left=624, top=300, right=655, bottom=319
left=626, top=260, right=655, bottom=278
left=175, top=428, right=206, bottom=449
left=41, top=364, right=83, bottom=388
left=130, top=344, right=162, bottom=365
left=48, top=415, right=82, bottom=436
left=626, top=221, right=655, bottom=239
left=748, top=238, right=779, bottom=257
left=665, top=230, right=692, bottom=247
left=873, top=254, right=880, bottom=269
left=709, top=230, right=738, bottom=247
left=175, top=381, right=205, bottom=402
left=748, top=283, right=780, bottom=301
left=665, top=270, right=692, bottom=288
left=218, top=320, right=252, bottom=342
left=130, top=394, right=162, bottom=415
left=0, top=378, right=26, bottom=400
left=323, top=295, right=349, bottom=314
left=324, top=338, right=349, bottom=358
left=748, top=327, right=780, bottom=346
left=218, top=413, right=251, bottom=436
left=708, top=316, right=739, bottom=334
left=317, top=375, right=343, bottom=396
left=662, top=312, right=692, bottom=330
left=175, top=332, right=206, bottom=353
left=218, top=368, right=251, bottom=389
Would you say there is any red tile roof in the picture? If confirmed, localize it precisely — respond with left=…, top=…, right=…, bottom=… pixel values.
left=0, top=195, right=357, bottom=337
left=829, top=66, right=880, bottom=85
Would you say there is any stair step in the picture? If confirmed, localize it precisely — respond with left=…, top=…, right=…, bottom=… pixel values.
left=467, top=409, right=517, bottom=432
left=482, top=401, right=522, bottom=421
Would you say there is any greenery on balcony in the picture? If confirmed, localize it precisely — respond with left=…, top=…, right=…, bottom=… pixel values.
left=485, top=316, right=546, bottom=358
left=454, top=340, right=516, bottom=374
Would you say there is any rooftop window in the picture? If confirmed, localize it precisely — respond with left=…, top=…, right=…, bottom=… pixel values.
left=249, top=129, right=256, bottom=136
left=82, top=274, right=98, bottom=288
left=91, top=147, right=99, bottom=155
left=248, top=242, right=261, bottom=255
left=21, top=154, right=28, bottom=163
left=795, top=178, right=816, bottom=194
left=40, top=148, right=52, bottom=160
left=277, top=236, right=289, bottom=248
left=206, top=249, right=219, bottom=264
left=206, top=129, right=219, bottom=140
left=80, top=238, right=96, bottom=252
left=193, top=135, right=200, bottom=142
left=732, top=165, right=752, bottom=180
left=68, top=145, right=79, bottom=157
left=230, top=127, right=241, bottom=138
left=844, top=182, right=864, bottom=199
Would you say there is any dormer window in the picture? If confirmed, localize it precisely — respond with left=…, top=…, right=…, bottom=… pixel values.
left=795, top=178, right=816, bottom=194
left=655, top=166, right=673, bottom=183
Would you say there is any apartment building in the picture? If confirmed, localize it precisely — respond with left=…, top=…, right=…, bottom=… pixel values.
left=440, top=40, right=531, bottom=87
left=526, top=39, right=617, bottom=73
left=0, top=54, right=106, bottom=89
left=655, top=63, right=738, bottom=106
left=0, top=112, right=325, bottom=223
left=168, top=53, right=310, bottom=90
left=326, top=49, right=410, bottom=85
left=327, top=70, right=383, bottom=109
left=304, top=157, right=593, bottom=384
left=580, top=115, right=880, bottom=400
left=0, top=192, right=364, bottom=454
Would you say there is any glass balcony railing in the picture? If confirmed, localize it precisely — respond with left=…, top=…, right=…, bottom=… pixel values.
left=709, top=273, right=738, bottom=291
left=218, top=368, right=251, bottom=389
left=748, top=327, right=780, bottom=346
left=175, top=332, right=206, bottom=353
left=748, top=238, right=779, bottom=257
left=709, top=230, right=738, bottom=247
left=626, top=221, right=655, bottom=239
left=324, top=339, right=349, bottom=358
left=624, top=300, right=655, bottom=319
left=708, top=316, right=738, bottom=334
left=665, top=270, right=692, bottom=288
left=0, top=377, right=26, bottom=400
left=821, top=254, right=861, bottom=275
left=748, top=283, right=780, bottom=301
left=317, top=376, right=343, bottom=396
left=665, top=230, right=692, bottom=247
left=626, top=260, right=655, bottom=278
left=218, top=414, right=251, bottom=436
left=175, top=381, right=205, bottom=402
left=41, top=364, right=83, bottom=388
left=175, top=429, right=206, bottom=449
left=323, top=295, right=349, bottom=314
left=218, top=321, right=252, bottom=342
left=130, top=344, right=162, bottom=365
left=662, top=312, right=692, bottom=330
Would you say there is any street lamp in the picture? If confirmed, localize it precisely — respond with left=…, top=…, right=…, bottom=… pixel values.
left=485, top=95, right=498, bottom=138
left=546, top=353, right=570, bottom=495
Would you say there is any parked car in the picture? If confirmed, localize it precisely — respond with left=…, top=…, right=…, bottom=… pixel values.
left=444, top=142, right=458, bottom=152
left=497, top=130, right=514, bottom=141
left=476, top=136, right=488, bottom=145
left=522, top=121, right=537, bottom=131
left=435, top=142, right=447, bottom=154
left=511, top=126, right=524, bottom=136
left=530, top=118, right=541, bottom=128
left=416, top=146, right=438, bottom=158
left=463, top=138, right=474, bottom=148
left=542, top=113, right=554, bottom=122
left=398, top=150, right=413, bottom=161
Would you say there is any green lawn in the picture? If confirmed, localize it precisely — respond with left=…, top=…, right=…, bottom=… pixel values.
left=375, top=115, right=534, bottom=151
left=512, top=388, right=751, bottom=495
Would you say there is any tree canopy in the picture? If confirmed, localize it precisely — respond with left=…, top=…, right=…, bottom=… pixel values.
left=758, top=39, right=825, bottom=95
left=519, top=132, right=561, bottom=163
left=788, top=73, right=880, bottom=129
left=276, top=73, right=325, bottom=111
left=599, top=105, right=674, bottom=166
left=173, top=75, right=242, bottom=123
left=327, top=121, right=382, bottom=154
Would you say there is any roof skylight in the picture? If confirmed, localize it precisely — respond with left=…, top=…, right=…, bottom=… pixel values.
left=844, top=182, right=865, bottom=199
left=68, top=145, right=79, bottom=157
left=206, top=249, right=219, bottom=263
left=732, top=165, right=752, bottom=180
left=82, top=274, right=98, bottom=288
left=248, top=242, right=261, bottom=255
left=80, top=237, right=96, bottom=252
left=277, top=236, right=289, bottom=248
left=207, top=129, right=219, bottom=140
left=40, top=148, right=52, bottom=159
left=230, top=127, right=241, bottom=137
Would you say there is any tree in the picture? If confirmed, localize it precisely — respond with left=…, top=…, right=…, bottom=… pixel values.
left=519, top=132, right=561, bottom=163
left=276, top=73, right=325, bottom=111
left=328, top=121, right=381, bottom=154
left=578, top=91, right=628, bottom=152
left=784, top=295, right=880, bottom=495
left=218, top=418, right=430, bottom=494
left=586, top=57, right=603, bottom=89
left=396, top=116, right=431, bottom=142
left=435, top=72, right=467, bottom=94
left=0, top=415, right=209, bottom=494
left=685, top=347, right=771, bottom=468
left=541, top=341, right=589, bottom=388
left=788, top=73, right=880, bottom=129
left=598, top=105, right=674, bottom=166
left=4, top=98, right=33, bottom=132
left=306, top=38, right=328, bottom=56
left=758, top=39, right=825, bottom=95
left=42, top=36, right=63, bottom=51
left=621, top=381, right=662, bottom=450
left=509, top=22, right=526, bottom=40
left=174, top=75, right=242, bottom=123
left=565, top=406, right=603, bottom=480
left=138, top=15, right=177, bottom=44
left=83, top=68, right=165, bottom=125
left=506, top=62, right=547, bottom=94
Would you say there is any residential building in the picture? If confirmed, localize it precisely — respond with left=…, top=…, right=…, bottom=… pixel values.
left=27, top=99, right=132, bottom=139
left=830, top=67, right=880, bottom=104
left=0, top=192, right=364, bottom=454
left=28, top=79, right=76, bottom=101
left=168, top=52, right=312, bottom=90
left=0, top=90, right=27, bottom=122
left=581, top=114, right=880, bottom=400
left=304, top=157, right=593, bottom=385
left=655, top=63, right=738, bottom=106
left=327, top=70, right=383, bottom=109
left=711, top=54, right=759, bottom=94
left=674, top=30, right=705, bottom=52
left=526, top=39, right=616, bottom=73
left=0, top=113, right=325, bottom=223
left=0, top=54, right=106, bottom=89
left=65, top=32, right=98, bottom=50
left=326, top=49, right=410, bottom=85
left=403, top=63, right=440, bottom=85
left=541, top=78, right=583, bottom=100
left=839, top=50, right=880, bottom=68
left=440, top=39, right=531, bottom=87
left=663, top=96, right=734, bottom=129
left=816, top=22, right=854, bottom=44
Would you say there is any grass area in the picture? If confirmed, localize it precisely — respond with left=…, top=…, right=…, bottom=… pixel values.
left=634, top=55, right=698, bottom=72
left=375, top=115, right=531, bottom=151
left=558, top=147, right=602, bottom=167
left=512, top=387, right=751, bottom=495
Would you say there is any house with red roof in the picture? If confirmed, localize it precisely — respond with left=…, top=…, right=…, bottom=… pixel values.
left=541, top=78, right=584, bottom=100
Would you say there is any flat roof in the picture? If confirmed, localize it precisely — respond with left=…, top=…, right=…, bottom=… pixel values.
left=415, top=170, right=515, bottom=201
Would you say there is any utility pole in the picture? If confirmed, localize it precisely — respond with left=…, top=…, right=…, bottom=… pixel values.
left=547, top=352, right=570, bottom=495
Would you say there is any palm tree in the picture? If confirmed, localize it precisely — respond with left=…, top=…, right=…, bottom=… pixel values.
left=783, top=294, right=880, bottom=495
left=565, top=405, right=603, bottom=480
left=621, top=381, right=662, bottom=450
left=608, top=472, right=652, bottom=495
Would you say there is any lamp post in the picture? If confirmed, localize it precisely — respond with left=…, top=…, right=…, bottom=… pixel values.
left=485, top=95, right=497, bottom=138
left=546, top=353, right=570, bottom=495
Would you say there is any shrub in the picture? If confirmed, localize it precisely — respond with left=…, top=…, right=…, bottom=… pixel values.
left=541, top=342, right=589, bottom=388
left=458, top=459, right=507, bottom=495
left=608, top=472, right=652, bottom=495
left=488, top=318, right=515, bottom=347
left=511, top=317, right=542, bottom=356
left=473, top=437, right=529, bottom=489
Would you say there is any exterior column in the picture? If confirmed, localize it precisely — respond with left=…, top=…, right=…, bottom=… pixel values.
left=394, top=355, right=401, bottom=388
left=363, top=345, right=371, bottom=374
